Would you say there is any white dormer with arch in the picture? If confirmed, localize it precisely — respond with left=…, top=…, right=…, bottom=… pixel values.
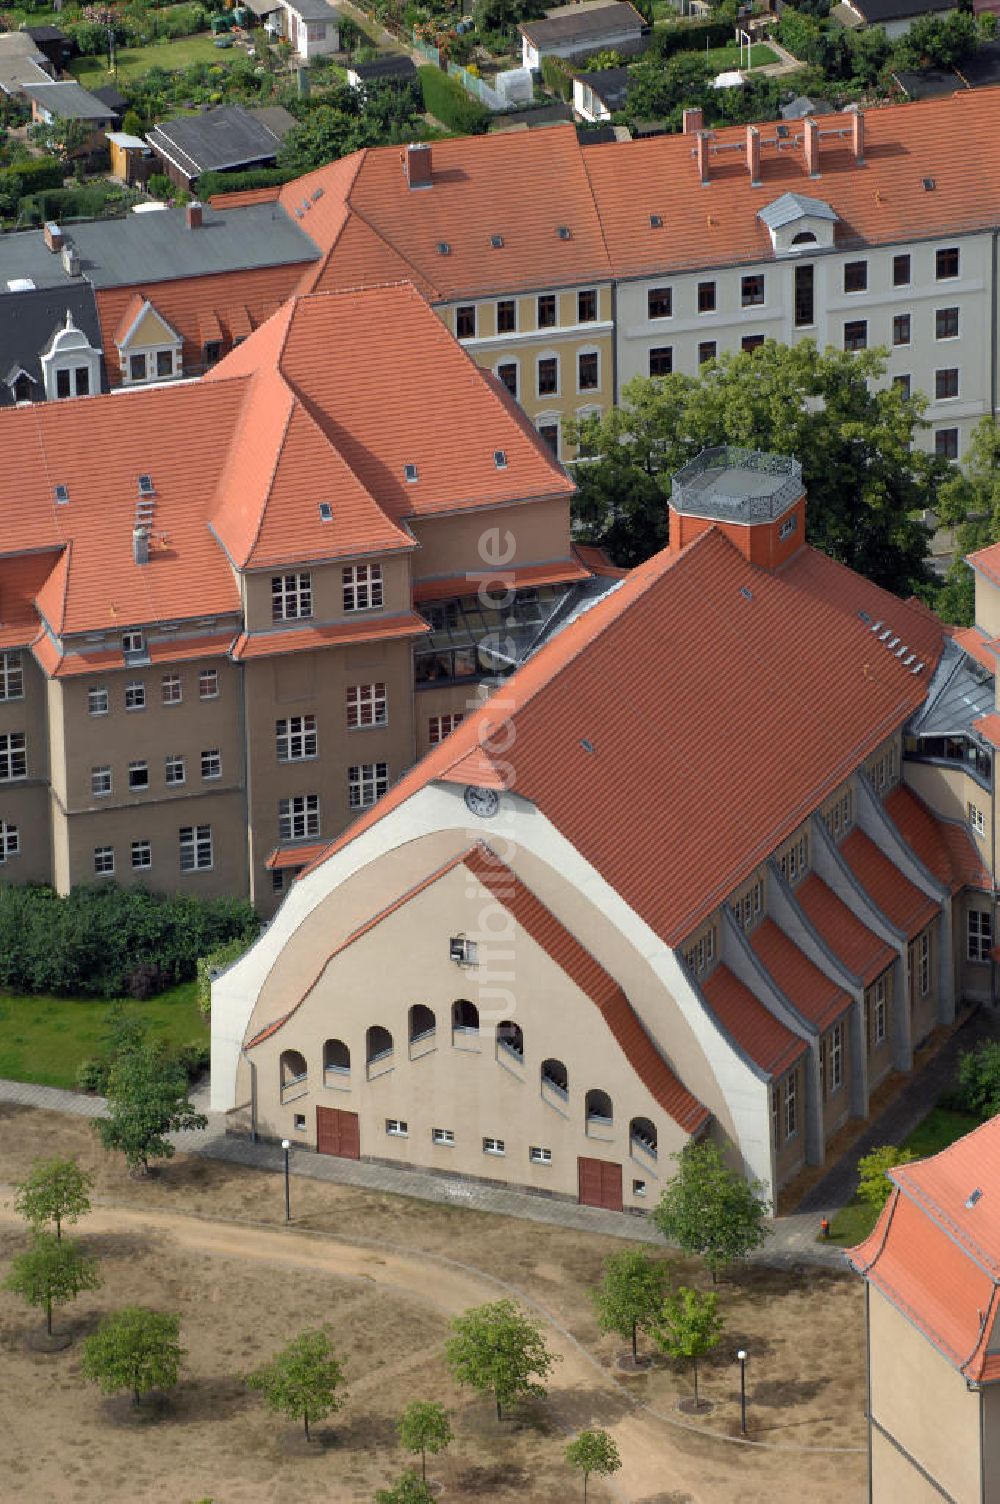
left=40, top=310, right=101, bottom=401
left=757, top=193, right=838, bottom=258
left=114, top=296, right=183, bottom=385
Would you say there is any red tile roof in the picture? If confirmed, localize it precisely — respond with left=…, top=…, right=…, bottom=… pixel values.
left=795, top=873, right=896, bottom=987
left=954, top=626, right=997, bottom=673
left=33, top=630, right=237, bottom=678
left=886, top=784, right=990, bottom=893
left=750, top=919, right=852, bottom=1034
left=839, top=827, right=941, bottom=940
left=848, top=1115, right=1000, bottom=1384
left=306, top=527, right=944, bottom=947
left=968, top=537, right=1000, bottom=590
left=571, top=542, right=628, bottom=579
left=0, top=552, right=62, bottom=650
left=973, top=711, right=1000, bottom=749
left=412, top=559, right=591, bottom=603
left=231, top=612, right=429, bottom=661
left=583, top=91, right=1000, bottom=278
left=266, top=842, right=328, bottom=871
left=701, top=964, right=806, bottom=1079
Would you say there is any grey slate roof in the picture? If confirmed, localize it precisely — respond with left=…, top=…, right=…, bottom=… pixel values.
left=757, top=192, right=838, bottom=229
left=849, top=0, right=954, bottom=19
left=520, top=1, right=645, bottom=47
left=349, top=53, right=417, bottom=82
left=148, top=104, right=288, bottom=178
left=780, top=94, right=833, bottom=119
left=23, top=79, right=115, bottom=120
left=0, top=200, right=320, bottom=292
left=573, top=65, right=630, bottom=108
left=0, top=281, right=105, bottom=406
left=284, top=0, right=340, bottom=20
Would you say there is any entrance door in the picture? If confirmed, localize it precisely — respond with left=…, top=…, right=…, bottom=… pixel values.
left=316, top=1106, right=360, bottom=1159
left=577, top=1156, right=623, bottom=1211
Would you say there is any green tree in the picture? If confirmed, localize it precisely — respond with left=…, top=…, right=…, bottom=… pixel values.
left=651, top=1140, right=770, bottom=1280
left=397, top=1400, right=452, bottom=1482
left=374, top=1473, right=434, bottom=1504
left=566, top=342, right=935, bottom=595
left=82, top=1306, right=183, bottom=1407
left=13, top=1157, right=93, bottom=1240
left=590, top=1248, right=669, bottom=1365
left=856, top=1145, right=918, bottom=1210
left=650, top=1286, right=723, bottom=1408
left=246, top=1328, right=346, bottom=1441
left=4, top=1232, right=100, bottom=1337
left=96, top=1034, right=207, bottom=1175
left=956, top=1039, right=1000, bottom=1120
left=445, top=1299, right=557, bottom=1420
left=564, top=1429, right=622, bottom=1501
left=935, top=415, right=1000, bottom=625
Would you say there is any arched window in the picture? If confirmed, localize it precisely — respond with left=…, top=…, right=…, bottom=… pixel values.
left=630, top=1116, right=657, bottom=1157
left=585, top=1088, right=613, bottom=1125
left=452, top=999, right=479, bottom=1035
left=409, top=1004, right=436, bottom=1043
left=791, top=231, right=817, bottom=245
left=279, top=1048, right=307, bottom=1099
left=497, top=1020, right=524, bottom=1059
left=541, top=1058, right=568, bottom=1097
left=323, top=1039, right=350, bottom=1078
left=366, top=1025, right=393, bottom=1066
left=12, top=372, right=32, bottom=403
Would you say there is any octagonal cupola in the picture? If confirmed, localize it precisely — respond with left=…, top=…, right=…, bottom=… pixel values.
left=669, top=447, right=806, bottom=569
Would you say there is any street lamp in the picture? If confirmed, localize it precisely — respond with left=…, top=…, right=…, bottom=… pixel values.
left=281, top=1138, right=291, bottom=1223
left=736, top=1349, right=748, bottom=1436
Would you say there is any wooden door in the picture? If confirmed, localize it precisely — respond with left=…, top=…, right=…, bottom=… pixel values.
left=577, top=1156, right=623, bottom=1211
left=316, top=1106, right=360, bottom=1159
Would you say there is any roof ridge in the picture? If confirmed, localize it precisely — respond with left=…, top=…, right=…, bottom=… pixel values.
left=346, top=196, right=445, bottom=301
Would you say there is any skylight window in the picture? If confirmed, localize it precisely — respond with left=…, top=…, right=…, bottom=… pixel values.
left=649, top=214, right=662, bottom=228
left=311, top=187, right=324, bottom=201
left=318, top=502, right=333, bottom=522
left=556, top=226, right=571, bottom=241
left=493, top=449, right=507, bottom=470
left=54, top=483, right=69, bottom=505
left=490, top=234, right=503, bottom=249
left=436, top=241, right=451, bottom=256
left=137, top=474, right=155, bottom=497
left=403, top=463, right=419, bottom=483
left=923, top=177, right=936, bottom=191
left=580, top=738, right=595, bottom=753
left=966, top=1188, right=983, bottom=1209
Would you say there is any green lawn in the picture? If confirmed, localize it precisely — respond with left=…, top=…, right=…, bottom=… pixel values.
left=0, top=982, right=208, bottom=1091
left=823, top=1105, right=980, bottom=1246
left=702, top=42, right=778, bottom=71
left=70, top=33, right=233, bottom=88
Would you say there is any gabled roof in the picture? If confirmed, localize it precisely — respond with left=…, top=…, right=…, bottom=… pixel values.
left=0, top=281, right=104, bottom=408
left=750, top=919, right=852, bottom=1034
left=757, top=192, right=838, bottom=230
left=22, top=79, right=112, bottom=120
left=885, top=784, right=990, bottom=894
left=794, top=873, right=896, bottom=987
left=148, top=105, right=287, bottom=179
left=520, top=1, right=645, bottom=46
left=701, top=964, right=806, bottom=1080
left=839, top=827, right=941, bottom=940
left=848, top=1116, right=1000, bottom=1384
left=348, top=54, right=417, bottom=82
left=848, top=0, right=954, bottom=21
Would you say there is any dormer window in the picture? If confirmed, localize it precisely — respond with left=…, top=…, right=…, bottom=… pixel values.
left=758, top=193, right=838, bottom=257
left=403, top=463, right=419, bottom=483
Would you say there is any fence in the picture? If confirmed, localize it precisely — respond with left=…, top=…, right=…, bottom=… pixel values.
left=446, top=59, right=511, bottom=111
left=410, top=30, right=440, bottom=66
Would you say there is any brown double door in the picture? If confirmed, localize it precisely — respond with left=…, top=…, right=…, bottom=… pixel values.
left=577, top=1156, right=623, bottom=1211
left=316, top=1106, right=360, bottom=1159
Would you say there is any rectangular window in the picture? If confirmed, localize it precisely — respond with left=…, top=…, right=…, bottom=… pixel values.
left=537, top=356, right=558, bottom=396
left=161, top=673, right=182, bottom=705
left=156, top=350, right=173, bottom=379
left=936, top=367, right=959, bottom=400
left=456, top=305, right=476, bottom=339
left=278, top=793, right=320, bottom=841
left=829, top=1021, right=844, bottom=1093
left=844, top=320, right=867, bottom=351
left=649, top=346, right=673, bottom=377
left=968, top=800, right=986, bottom=836
left=771, top=1084, right=780, bottom=1149
left=741, top=274, right=764, bottom=307
left=179, top=823, right=213, bottom=872
left=537, top=293, right=556, bottom=329
left=432, top=1128, right=455, bottom=1145
left=346, top=682, right=387, bottom=729
left=698, top=280, right=716, bottom=313
left=794, top=262, right=814, bottom=328
left=783, top=1070, right=798, bottom=1139
left=873, top=976, right=887, bottom=1044
left=386, top=1118, right=408, bottom=1137
left=88, top=685, right=109, bottom=716
left=633, top=1179, right=647, bottom=1197
left=648, top=286, right=672, bottom=319
left=429, top=713, right=464, bottom=744
left=271, top=572, right=312, bottom=622
left=578, top=288, right=597, bottom=322
left=0, top=732, right=26, bottom=780
left=892, top=314, right=910, bottom=346
left=497, top=362, right=518, bottom=398
left=276, top=715, right=318, bottom=762
left=538, top=421, right=559, bottom=457
left=348, top=761, right=388, bottom=809
left=201, top=749, right=221, bottom=781
left=124, top=681, right=145, bottom=711
left=496, top=299, right=516, bottom=334
left=128, top=760, right=149, bottom=790
left=131, top=839, right=152, bottom=871
left=0, top=820, right=19, bottom=860
left=0, top=651, right=23, bottom=701
left=968, top=909, right=993, bottom=962
left=56, top=368, right=71, bottom=399
left=698, top=341, right=717, bottom=366
left=93, top=845, right=114, bottom=876
left=342, top=563, right=383, bottom=613
left=893, top=253, right=911, bottom=287
left=936, top=307, right=959, bottom=339
left=893, top=374, right=911, bottom=400
left=578, top=351, right=598, bottom=391
left=530, top=1146, right=552, bottom=1164
left=936, top=428, right=959, bottom=461
left=844, top=260, right=868, bottom=293
left=742, top=334, right=764, bottom=353
left=122, top=629, right=145, bottom=658
left=165, top=754, right=185, bottom=786
left=936, top=246, right=960, bottom=280
left=129, top=353, right=146, bottom=382
left=918, top=931, right=930, bottom=997
left=198, top=669, right=219, bottom=699
left=91, top=765, right=112, bottom=797
left=483, top=1136, right=505, bottom=1155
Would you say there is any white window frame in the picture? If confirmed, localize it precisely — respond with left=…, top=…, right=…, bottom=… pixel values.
left=918, top=930, right=931, bottom=997
left=348, top=761, right=388, bottom=810
left=0, top=651, right=23, bottom=701
left=0, top=731, right=26, bottom=781
left=198, top=668, right=219, bottom=700
left=576, top=346, right=600, bottom=396
left=783, top=1070, right=797, bottom=1139
left=829, top=1021, right=844, bottom=1093
left=131, top=839, right=152, bottom=871
left=872, top=975, right=887, bottom=1044
left=91, top=765, right=112, bottom=798
left=128, top=759, right=149, bottom=790
left=124, top=681, right=145, bottom=712
left=432, top=1128, right=455, bottom=1146
left=278, top=793, right=320, bottom=841
left=93, top=845, right=115, bottom=876
left=741, top=272, right=766, bottom=309
left=88, top=685, right=109, bottom=716
left=529, top=1146, right=552, bottom=1164
left=968, top=909, right=992, bottom=963
left=968, top=801, right=986, bottom=837
left=495, top=357, right=519, bottom=400
left=346, top=682, right=387, bottom=730
left=342, top=564, right=383, bottom=614
left=385, top=1118, right=408, bottom=1137
left=161, top=673, right=182, bottom=705
left=495, top=297, right=518, bottom=335
left=122, top=629, right=144, bottom=656
left=0, top=820, right=18, bottom=860
left=201, top=749, right=221, bottom=781
left=165, top=754, right=186, bottom=786
left=536, top=351, right=560, bottom=400
left=179, top=823, right=213, bottom=873
left=276, top=714, right=318, bottom=762
left=536, top=412, right=561, bottom=459
left=271, top=571, right=312, bottom=622
left=483, top=1136, right=506, bottom=1156
left=428, top=713, right=463, bottom=745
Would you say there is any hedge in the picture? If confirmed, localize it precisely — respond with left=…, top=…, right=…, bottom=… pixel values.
left=418, top=64, right=489, bottom=134
left=647, top=18, right=735, bottom=57
left=541, top=54, right=575, bottom=101
left=0, top=883, right=259, bottom=999
left=197, top=164, right=296, bottom=199
left=0, top=157, right=64, bottom=194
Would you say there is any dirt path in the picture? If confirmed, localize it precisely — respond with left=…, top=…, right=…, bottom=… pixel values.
left=0, top=1195, right=701, bottom=1504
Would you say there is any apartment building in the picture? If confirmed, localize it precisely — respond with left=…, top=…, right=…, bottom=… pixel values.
left=0, top=283, right=603, bottom=915
left=212, top=445, right=997, bottom=1210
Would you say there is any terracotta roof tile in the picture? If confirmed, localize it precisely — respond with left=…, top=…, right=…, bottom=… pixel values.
left=795, top=873, right=896, bottom=987
left=886, top=783, right=990, bottom=893
left=968, top=537, right=1000, bottom=589
left=973, top=711, right=1000, bottom=749
left=954, top=626, right=997, bottom=673
left=266, top=842, right=328, bottom=870
left=701, top=963, right=806, bottom=1079
left=750, top=919, right=852, bottom=1033
left=36, top=630, right=237, bottom=678
left=839, top=827, right=941, bottom=939
left=413, top=559, right=591, bottom=603
left=210, top=186, right=283, bottom=208
left=571, top=542, right=628, bottom=579
left=231, top=611, right=428, bottom=661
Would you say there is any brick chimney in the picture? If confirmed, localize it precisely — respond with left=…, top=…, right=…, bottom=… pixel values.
left=852, top=108, right=865, bottom=164
left=43, top=220, right=64, bottom=253
left=803, top=116, right=820, bottom=179
left=404, top=142, right=432, bottom=189
left=696, top=131, right=710, bottom=187
left=746, top=124, right=761, bottom=187
left=683, top=106, right=704, bottom=135
left=186, top=200, right=203, bottom=230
